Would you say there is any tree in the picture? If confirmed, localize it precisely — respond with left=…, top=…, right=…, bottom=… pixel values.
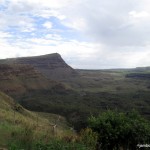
left=88, top=110, right=150, bottom=150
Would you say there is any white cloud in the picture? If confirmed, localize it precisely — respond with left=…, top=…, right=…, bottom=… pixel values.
left=0, top=38, right=29, bottom=59
left=0, top=11, right=35, bottom=32
left=35, top=9, right=66, bottom=20
left=59, top=0, right=150, bottom=47
left=23, top=0, right=73, bottom=9
left=43, top=21, right=53, bottom=29
left=0, top=32, right=150, bottom=69
left=0, top=31, right=12, bottom=38
left=129, top=11, right=149, bottom=18
left=29, top=38, right=59, bottom=45
left=45, top=34, right=63, bottom=40
left=63, top=18, right=87, bottom=31
left=0, top=0, right=150, bottom=69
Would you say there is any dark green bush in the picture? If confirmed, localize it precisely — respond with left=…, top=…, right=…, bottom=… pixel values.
left=89, top=110, right=150, bottom=150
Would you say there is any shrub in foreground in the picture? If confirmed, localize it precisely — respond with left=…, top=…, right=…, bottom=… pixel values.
left=89, top=110, right=150, bottom=150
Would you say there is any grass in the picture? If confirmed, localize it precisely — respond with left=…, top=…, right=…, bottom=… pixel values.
left=70, top=69, right=150, bottom=93
left=0, top=91, right=72, bottom=148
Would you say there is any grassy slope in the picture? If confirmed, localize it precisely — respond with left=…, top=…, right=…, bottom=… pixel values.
left=0, top=91, right=71, bottom=148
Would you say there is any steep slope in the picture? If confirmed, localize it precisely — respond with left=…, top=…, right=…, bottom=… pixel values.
left=0, top=90, right=70, bottom=130
left=0, top=91, right=40, bottom=124
left=0, top=53, right=78, bottom=81
left=0, top=91, right=71, bottom=147
left=0, top=64, right=57, bottom=96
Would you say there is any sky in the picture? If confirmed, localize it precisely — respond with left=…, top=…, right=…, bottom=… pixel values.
left=0, top=0, right=150, bottom=69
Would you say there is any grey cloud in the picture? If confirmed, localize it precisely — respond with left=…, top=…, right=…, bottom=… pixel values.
left=63, top=0, right=150, bottom=47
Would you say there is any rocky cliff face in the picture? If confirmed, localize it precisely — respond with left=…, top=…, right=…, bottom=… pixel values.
left=0, top=64, right=55, bottom=96
left=0, top=53, right=78, bottom=80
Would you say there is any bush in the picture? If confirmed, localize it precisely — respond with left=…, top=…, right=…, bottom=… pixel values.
left=88, top=110, right=150, bottom=150
left=80, top=128, right=98, bottom=150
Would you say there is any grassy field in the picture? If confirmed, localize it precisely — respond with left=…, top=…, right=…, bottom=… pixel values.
left=65, top=69, right=150, bottom=93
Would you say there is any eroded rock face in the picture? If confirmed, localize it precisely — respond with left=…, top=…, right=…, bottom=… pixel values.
left=0, top=64, right=40, bottom=78
left=0, top=53, right=78, bottom=80
left=0, top=64, right=53, bottom=95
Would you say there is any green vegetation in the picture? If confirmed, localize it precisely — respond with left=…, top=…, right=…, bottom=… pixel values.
left=0, top=118, right=96, bottom=149
left=34, top=139, right=88, bottom=150
left=79, top=128, right=98, bottom=150
left=89, top=110, right=150, bottom=150
left=0, top=54, right=150, bottom=149
left=0, top=91, right=72, bottom=149
left=0, top=54, right=150, bottom=131
left=17, top=88, right=150, bottom=130
left=1, top=108, right=150, bottom=150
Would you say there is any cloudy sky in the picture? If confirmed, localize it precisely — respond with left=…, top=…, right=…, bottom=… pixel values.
left=0, top=0, right=150, bottom=69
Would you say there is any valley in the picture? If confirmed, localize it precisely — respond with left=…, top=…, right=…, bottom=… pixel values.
left=0, top=53, right=150, bottom=128
left=0, top=53, right=150, bottom=149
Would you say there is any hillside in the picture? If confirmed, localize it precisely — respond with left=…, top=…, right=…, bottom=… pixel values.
left=0, top=91, right=71, bottom=148
left=0, top=63, right=71, bottom=98
left=0, top=53, right=149, bottom=130
left=18, top=67, right=150, bottom=130
left=75, top=69, right=150, bottom=92
left=0, top=53, right=78, bottom=81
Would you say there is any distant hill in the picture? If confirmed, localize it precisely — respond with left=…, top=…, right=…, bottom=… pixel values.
left=0, top=53, right=78, bottom=81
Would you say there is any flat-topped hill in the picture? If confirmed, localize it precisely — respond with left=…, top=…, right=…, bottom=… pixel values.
left=0, top=53, right=78, bottom=80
